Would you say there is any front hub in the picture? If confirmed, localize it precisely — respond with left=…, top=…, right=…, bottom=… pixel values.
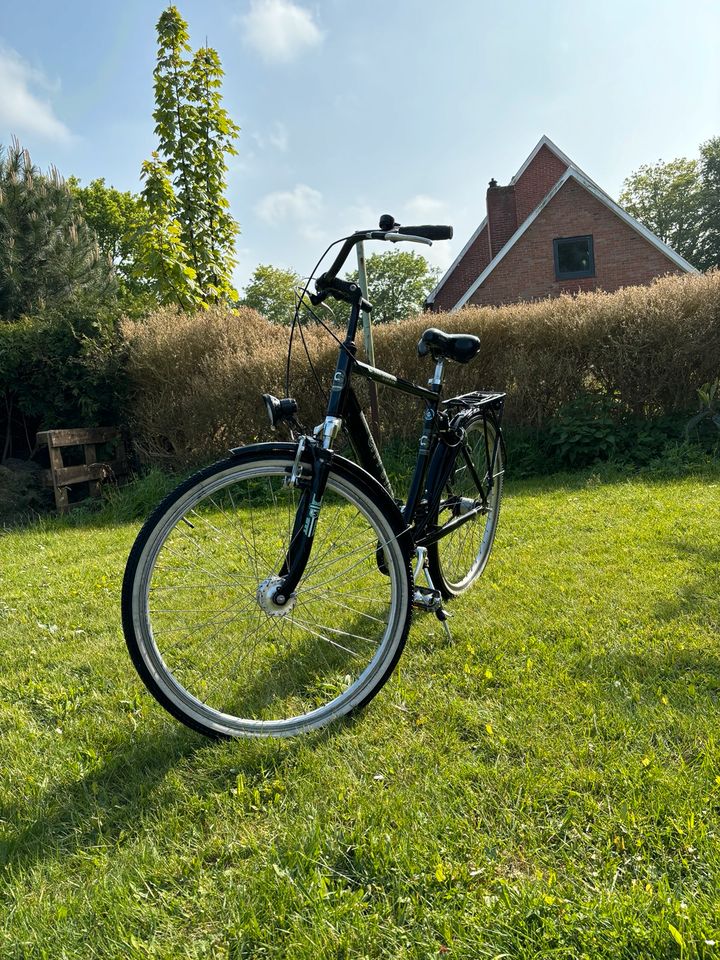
left=256, top=576, right=297, bottom=617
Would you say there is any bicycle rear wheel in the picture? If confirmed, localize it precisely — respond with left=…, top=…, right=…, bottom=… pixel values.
left=122, top=448, right=413, bottom=738
left=427, top=416, right=504, bottom=598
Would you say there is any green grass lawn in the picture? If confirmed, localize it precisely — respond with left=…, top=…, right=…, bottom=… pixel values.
left=1, top=463, right=719, bottom=959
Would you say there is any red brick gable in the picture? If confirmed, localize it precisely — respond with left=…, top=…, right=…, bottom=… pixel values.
left=513, top=143, right=569, bottom=223
left=466, top=177, right=684, bottom=307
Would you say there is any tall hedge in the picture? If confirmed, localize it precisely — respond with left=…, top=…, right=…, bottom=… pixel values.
left=122, top=271, right=720, bottom=467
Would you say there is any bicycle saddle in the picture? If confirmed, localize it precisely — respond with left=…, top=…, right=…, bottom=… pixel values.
left=417, top=327, right=481, bottom=364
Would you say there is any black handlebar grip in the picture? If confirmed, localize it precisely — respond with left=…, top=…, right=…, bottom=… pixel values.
left=398, top=225, right=453, bottom=241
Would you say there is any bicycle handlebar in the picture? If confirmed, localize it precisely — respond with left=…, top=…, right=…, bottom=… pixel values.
left=399, top=224, right=454, bottom=241
left=309, top=274, right=372, bottom=311
left=319, top=216, right=454, bottom=289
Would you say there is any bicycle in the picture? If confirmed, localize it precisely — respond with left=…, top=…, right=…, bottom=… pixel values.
left=121, top=215, right=506, bottom=738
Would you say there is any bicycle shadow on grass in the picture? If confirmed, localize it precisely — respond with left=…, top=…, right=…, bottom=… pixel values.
left=0, top=712, right=346, bottom=873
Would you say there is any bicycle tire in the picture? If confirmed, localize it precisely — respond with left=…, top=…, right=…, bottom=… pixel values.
left=122, top=445, right=413, bottom=738
left=427, top=416, right=504, bottom=598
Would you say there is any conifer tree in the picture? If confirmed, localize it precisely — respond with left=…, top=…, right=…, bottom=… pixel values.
left=0, top=139, right=114, bottom=323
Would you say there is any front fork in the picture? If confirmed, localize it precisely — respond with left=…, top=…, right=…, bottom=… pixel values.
left=272, top=418, right=341, bottom=605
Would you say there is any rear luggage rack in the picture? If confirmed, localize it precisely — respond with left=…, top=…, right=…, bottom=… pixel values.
left=442, top=390, right=506, bottom=410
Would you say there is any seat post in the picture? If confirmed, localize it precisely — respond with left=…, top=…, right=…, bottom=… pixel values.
left=429, top=358, right=446, bottom=393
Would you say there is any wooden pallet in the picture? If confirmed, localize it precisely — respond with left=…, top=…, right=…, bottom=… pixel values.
left=36, top=427, right=128, bottom=513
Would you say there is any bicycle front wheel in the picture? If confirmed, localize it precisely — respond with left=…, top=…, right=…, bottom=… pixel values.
left=122, top=449, right=413, bottom=738
left=427, top=416, right=504, bottom=598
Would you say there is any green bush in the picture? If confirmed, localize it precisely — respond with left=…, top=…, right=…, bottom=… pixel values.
left=0, top=298, right=125, bottom=460
left=0, top=141, right=129, bottom=462
left=685, top=377, right=720, bottom=441
left=0, top=463, right=50, bottom=523
left=544, top=397, right=687, bottom=470
left=546, top=393, right=621, bottom=467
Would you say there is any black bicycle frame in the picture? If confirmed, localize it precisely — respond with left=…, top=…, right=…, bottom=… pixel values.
left=273, top=295, right=505, bottom=602
left=325, top=297, right=505, bottom=540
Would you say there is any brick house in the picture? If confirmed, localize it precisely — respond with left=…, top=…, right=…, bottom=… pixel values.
left=426, top=136, right=697, bottom=312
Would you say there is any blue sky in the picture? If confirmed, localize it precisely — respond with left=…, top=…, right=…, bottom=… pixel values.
left=1, top=0, right=719, bottom=288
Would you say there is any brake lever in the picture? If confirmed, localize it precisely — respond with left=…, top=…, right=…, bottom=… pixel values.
left=385, top=232, right=433, bottom=246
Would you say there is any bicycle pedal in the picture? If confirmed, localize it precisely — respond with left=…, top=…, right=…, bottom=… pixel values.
left=412, top=586, right=443, bottom=613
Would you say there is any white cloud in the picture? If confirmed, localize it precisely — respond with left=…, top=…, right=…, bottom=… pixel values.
left=0, top=46, right=71, bottom=143
left=251, top=121, right=289, bottom=152
left=255, top=183, right=323, bottom=224
left=251, top=190, right=454, bottom=280
left=236, top=0, right=323, bottom=63
left=342, top=202, right=378, bottom=232
left=283, top=197, right=455, bottom=274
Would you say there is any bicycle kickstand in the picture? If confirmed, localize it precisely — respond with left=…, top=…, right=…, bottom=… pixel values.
left=412, top=546, right=452, bottom=641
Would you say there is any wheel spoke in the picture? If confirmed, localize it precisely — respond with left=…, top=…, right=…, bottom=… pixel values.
left=298, top=593, right=388, bottom=624
left=293, top=602, right=381, bottom=644
left=288, top=617, right=365, bottom=660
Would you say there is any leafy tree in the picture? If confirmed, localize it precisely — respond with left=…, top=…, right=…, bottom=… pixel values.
left=69, top=176, right=157, bottom=313
left=699, top=136, right=720, bottom=271
left=346, top=250, right=440, bottom=324
left=620, top=137, right=720, bottom=271
left=619, top=157, right=704, bottom=267
left=0, top=139, right=115, bottom=323
left=136, top=155, right=204, bottom=310
left=240, top=264, right=301, bottom=325
left=68, top=178, right=145, bottom=272
left=138, top=6, right=240, bottom=308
